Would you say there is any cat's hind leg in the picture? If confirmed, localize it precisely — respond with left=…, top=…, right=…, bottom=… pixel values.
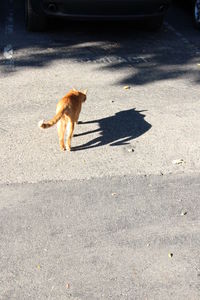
left=66, top=120, right=74, bottom=151
left=57, top=118, right=67, bottom=151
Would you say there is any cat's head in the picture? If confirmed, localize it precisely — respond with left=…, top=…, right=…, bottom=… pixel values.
left=73, top=88, right=87, bottom=102
left=80, top=89, right=87, bottom=102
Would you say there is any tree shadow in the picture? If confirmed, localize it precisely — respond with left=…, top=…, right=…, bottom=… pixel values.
left=1, top=0, right=200, bottom=85
left=73, top=108, right=151, bottom=151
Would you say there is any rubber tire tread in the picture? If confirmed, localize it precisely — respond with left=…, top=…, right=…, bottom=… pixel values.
left=25, top=0, right=47, bottom=32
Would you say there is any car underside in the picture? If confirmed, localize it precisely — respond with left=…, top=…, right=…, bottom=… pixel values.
left=25, top=0, right=171, bottom=31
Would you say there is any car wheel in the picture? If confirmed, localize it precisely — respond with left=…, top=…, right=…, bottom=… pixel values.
left=25, top=0, right=47, bottom=31
left=194, top=0, right=200, bottom=29
left=145, top=16, right=164, bottom=31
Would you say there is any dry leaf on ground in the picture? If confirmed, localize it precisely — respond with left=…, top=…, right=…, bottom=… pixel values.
left=172, top=159, right=185, bottom=165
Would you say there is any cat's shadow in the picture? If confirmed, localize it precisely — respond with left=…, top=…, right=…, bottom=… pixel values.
left=73, top=108, right=151, bottom=151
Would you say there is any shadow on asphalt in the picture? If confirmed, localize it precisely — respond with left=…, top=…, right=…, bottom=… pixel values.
left=1, top=0, right=200, bottom=85
left=73, top=108, right=151, bottom=150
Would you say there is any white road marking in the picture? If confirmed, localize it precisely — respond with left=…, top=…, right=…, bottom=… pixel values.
left=74, top=55, right=151, bottom=65
left=5, top=0, right=14, bottom=35
left=164, top=21, right=200, bottom=55
left=4, top=0, right=14, bottom=70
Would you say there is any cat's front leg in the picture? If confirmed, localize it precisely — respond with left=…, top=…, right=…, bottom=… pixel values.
left=59, top=141, right=66, bottom=151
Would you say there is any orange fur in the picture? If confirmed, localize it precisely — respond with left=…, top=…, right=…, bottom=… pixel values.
left=39, top=89, right=87, bottom=151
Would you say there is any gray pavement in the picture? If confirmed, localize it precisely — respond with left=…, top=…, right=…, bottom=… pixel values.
left=0, top=0, right=200, bottom=299
left=1, top=174, right=200, bottom=299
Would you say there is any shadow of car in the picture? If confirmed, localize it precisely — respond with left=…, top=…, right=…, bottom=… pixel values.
left=25, top=0, right=171, bottom=32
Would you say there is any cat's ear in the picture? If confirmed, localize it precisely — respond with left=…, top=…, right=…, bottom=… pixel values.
left=72, top=87, right=77, bottom=91
left=82, top=89, right=88, bottom=95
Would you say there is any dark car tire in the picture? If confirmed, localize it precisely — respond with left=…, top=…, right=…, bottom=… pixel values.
left=145, top=16, right=164, bottom=31
left=25, top=0, right=47, bottom=31
left=193, top=0, right=200, bottom=29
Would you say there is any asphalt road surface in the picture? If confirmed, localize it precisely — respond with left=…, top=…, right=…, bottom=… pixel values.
left=0, top=1, right=200, bottom=299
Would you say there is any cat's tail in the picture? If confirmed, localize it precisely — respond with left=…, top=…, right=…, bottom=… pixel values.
left=38, top=104, right=68, bottom=129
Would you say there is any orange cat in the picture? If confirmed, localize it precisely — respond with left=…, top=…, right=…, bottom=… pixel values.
left=38, top=88, right=87, bottom=151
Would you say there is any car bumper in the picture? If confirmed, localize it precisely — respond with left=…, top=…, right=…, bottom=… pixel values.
left=32, top=0, right=171, bottom=20
left=41, top=12, right=167, bottom=21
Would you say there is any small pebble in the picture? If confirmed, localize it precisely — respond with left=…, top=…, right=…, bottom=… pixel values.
left=66, top=283, right=70, bottom=289
left=168, top=253, right=173, bottom=258
left=181, top=211, right=187, bottom=216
